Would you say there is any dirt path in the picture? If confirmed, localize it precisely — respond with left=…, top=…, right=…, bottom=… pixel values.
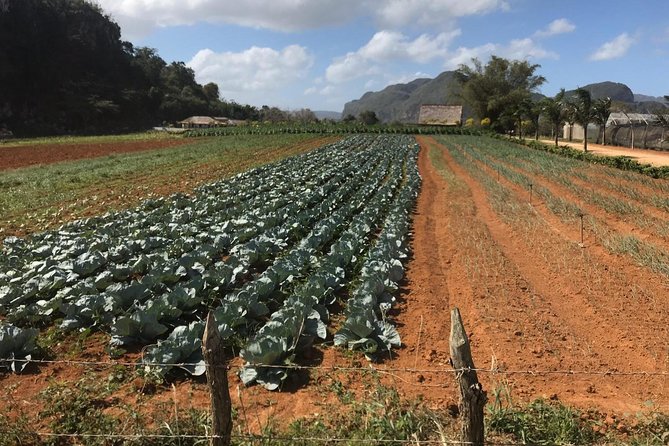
left=540, top=139, right=669, bottom=167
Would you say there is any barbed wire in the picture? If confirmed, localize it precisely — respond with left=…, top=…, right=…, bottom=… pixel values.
left=2, top=357, right=668, bottom=377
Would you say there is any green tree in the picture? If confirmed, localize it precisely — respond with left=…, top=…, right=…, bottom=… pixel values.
left=570, top=88, right=595, bottom=152
left=564, top=102, right=577, bottom=142
left=358, top=110, right=379, bottom=125
left=291, top=108, right=318, bottom=123
left=524, top=100, right=543, bottom=141
left=0, top=0, right=261, bottom=134
left=455, top=56, right=545, bottom=133
left=541, top=89, right=567, bottom=147
left=202, top=82, right=220, bottom=102
left=592, top=97, right=612, bottom=145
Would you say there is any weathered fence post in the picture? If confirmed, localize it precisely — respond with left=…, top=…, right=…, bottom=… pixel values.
left=450, top=307, right=486, bottom=446
left=202, top=311, right=232, bottom=446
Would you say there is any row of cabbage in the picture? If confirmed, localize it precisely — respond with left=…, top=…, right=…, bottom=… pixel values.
left=0, top=135, right=421, bottom=386
left=0, top=136, right=374, bottom=367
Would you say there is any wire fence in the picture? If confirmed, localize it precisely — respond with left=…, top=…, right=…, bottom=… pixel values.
left=2, top=355, right=667, bottom=445
left=3, top=357, right=668, bottom=377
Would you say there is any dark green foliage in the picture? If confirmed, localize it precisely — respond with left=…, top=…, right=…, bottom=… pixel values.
left=358, top=110, right=379, bottom=125
left=540, top=89, right=567, bottom=147
left=455, top=56, right=546, bottom=133
left=0, top=0, right=260, bottom=136
left=488, top=397, right=596, bottom=445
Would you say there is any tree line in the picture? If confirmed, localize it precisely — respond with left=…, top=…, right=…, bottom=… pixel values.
left=455, top=56, right=668, bottom=152
left=0, top=0, right=322, bottom=136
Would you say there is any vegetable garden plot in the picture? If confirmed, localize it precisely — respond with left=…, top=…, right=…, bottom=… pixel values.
left=0, top=135, right=420, bottom=389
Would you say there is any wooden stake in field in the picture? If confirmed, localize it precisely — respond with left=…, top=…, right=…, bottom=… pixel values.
left=578, top=212, right=585, bottom=248
left=202, top=311, right=233, bottom=446
left=450, top=307, right=487, bottom=446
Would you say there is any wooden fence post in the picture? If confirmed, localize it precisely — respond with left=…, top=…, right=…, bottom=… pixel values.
left=450, top=307, right=487, bottom=446
left=202, top=311, right=232, bottom=446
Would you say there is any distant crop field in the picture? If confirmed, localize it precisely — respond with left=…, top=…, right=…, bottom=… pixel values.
left=0, top=133, right=339, bottom=237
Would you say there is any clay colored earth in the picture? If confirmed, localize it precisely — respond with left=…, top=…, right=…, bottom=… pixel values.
left=0, top=137, right=193, bottom=171
left=541, top=139, right=669, bottom=167
left=1, top=134, right=667, bottom=436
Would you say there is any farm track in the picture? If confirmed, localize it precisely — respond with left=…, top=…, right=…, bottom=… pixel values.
left=405, top=136, right=668, bottom=412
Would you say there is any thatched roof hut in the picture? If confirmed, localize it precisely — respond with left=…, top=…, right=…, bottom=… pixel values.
left=418, top=105, right=462, bottom=126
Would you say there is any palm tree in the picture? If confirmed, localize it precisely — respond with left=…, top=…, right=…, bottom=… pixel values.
left=564, top=102, right=577, bottom=142
left=571, top=88, right=595, bottom=152
left=525, top=100, right=542, bottom=141
left=592, top=97, right=612, bottom=145
left=541, top=89, right=566, bottom=147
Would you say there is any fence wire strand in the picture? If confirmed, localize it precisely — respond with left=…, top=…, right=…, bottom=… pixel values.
left=2, top=357, right=668, bottom=377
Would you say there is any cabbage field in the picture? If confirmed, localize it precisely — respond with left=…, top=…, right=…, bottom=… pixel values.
left=0, top=135, right=420, bottom=390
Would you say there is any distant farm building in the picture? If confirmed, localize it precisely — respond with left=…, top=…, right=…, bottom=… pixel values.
left=418, top=105, right=463, bottom=126
left=177, top=116, right=240, bottom=128
left=563, top=112, right=669, bottom=150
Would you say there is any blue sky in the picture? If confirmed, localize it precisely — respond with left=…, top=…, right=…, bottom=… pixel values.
left=97, top=0, right=669, bottom=112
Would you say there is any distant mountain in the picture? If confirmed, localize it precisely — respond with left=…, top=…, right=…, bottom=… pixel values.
left=635, top=93, right=668, bottom=104
left=565, top=81, right=634, bottom=103
left=342, top=72, right=463, bottom=123
left=313, top=110, right=342, bottom=121
left=342, top=73, right=664, bottom=124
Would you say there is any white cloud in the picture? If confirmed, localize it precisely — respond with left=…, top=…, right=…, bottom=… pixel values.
left=187, top=44, right=313, bottom=94
left=535, top=18, right=576, bottom=37
left=97, top=0, right=509, bottom=39
left=97, top=0, right=363, bottom=38
left=444, top=43, right=497, bottom=69
left=326, top=52, right=380, bottom=84
left=589, top=33, right=635, bottom=61
left=384, top=71, right=432, bottom=87
left=444, top=38, right=556, bottom=69
left=376, top=0, right=509, bottom=28
left=326, top=30, right=459, bottom=83
left=505, top=38, right=558, bottom=60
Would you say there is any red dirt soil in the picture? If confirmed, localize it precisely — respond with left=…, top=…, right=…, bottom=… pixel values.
left=1, top=135, right=667, bottom=436
left=390, top=136, right=667, bottom=413
left=0, top=138, right=193, bottom=170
